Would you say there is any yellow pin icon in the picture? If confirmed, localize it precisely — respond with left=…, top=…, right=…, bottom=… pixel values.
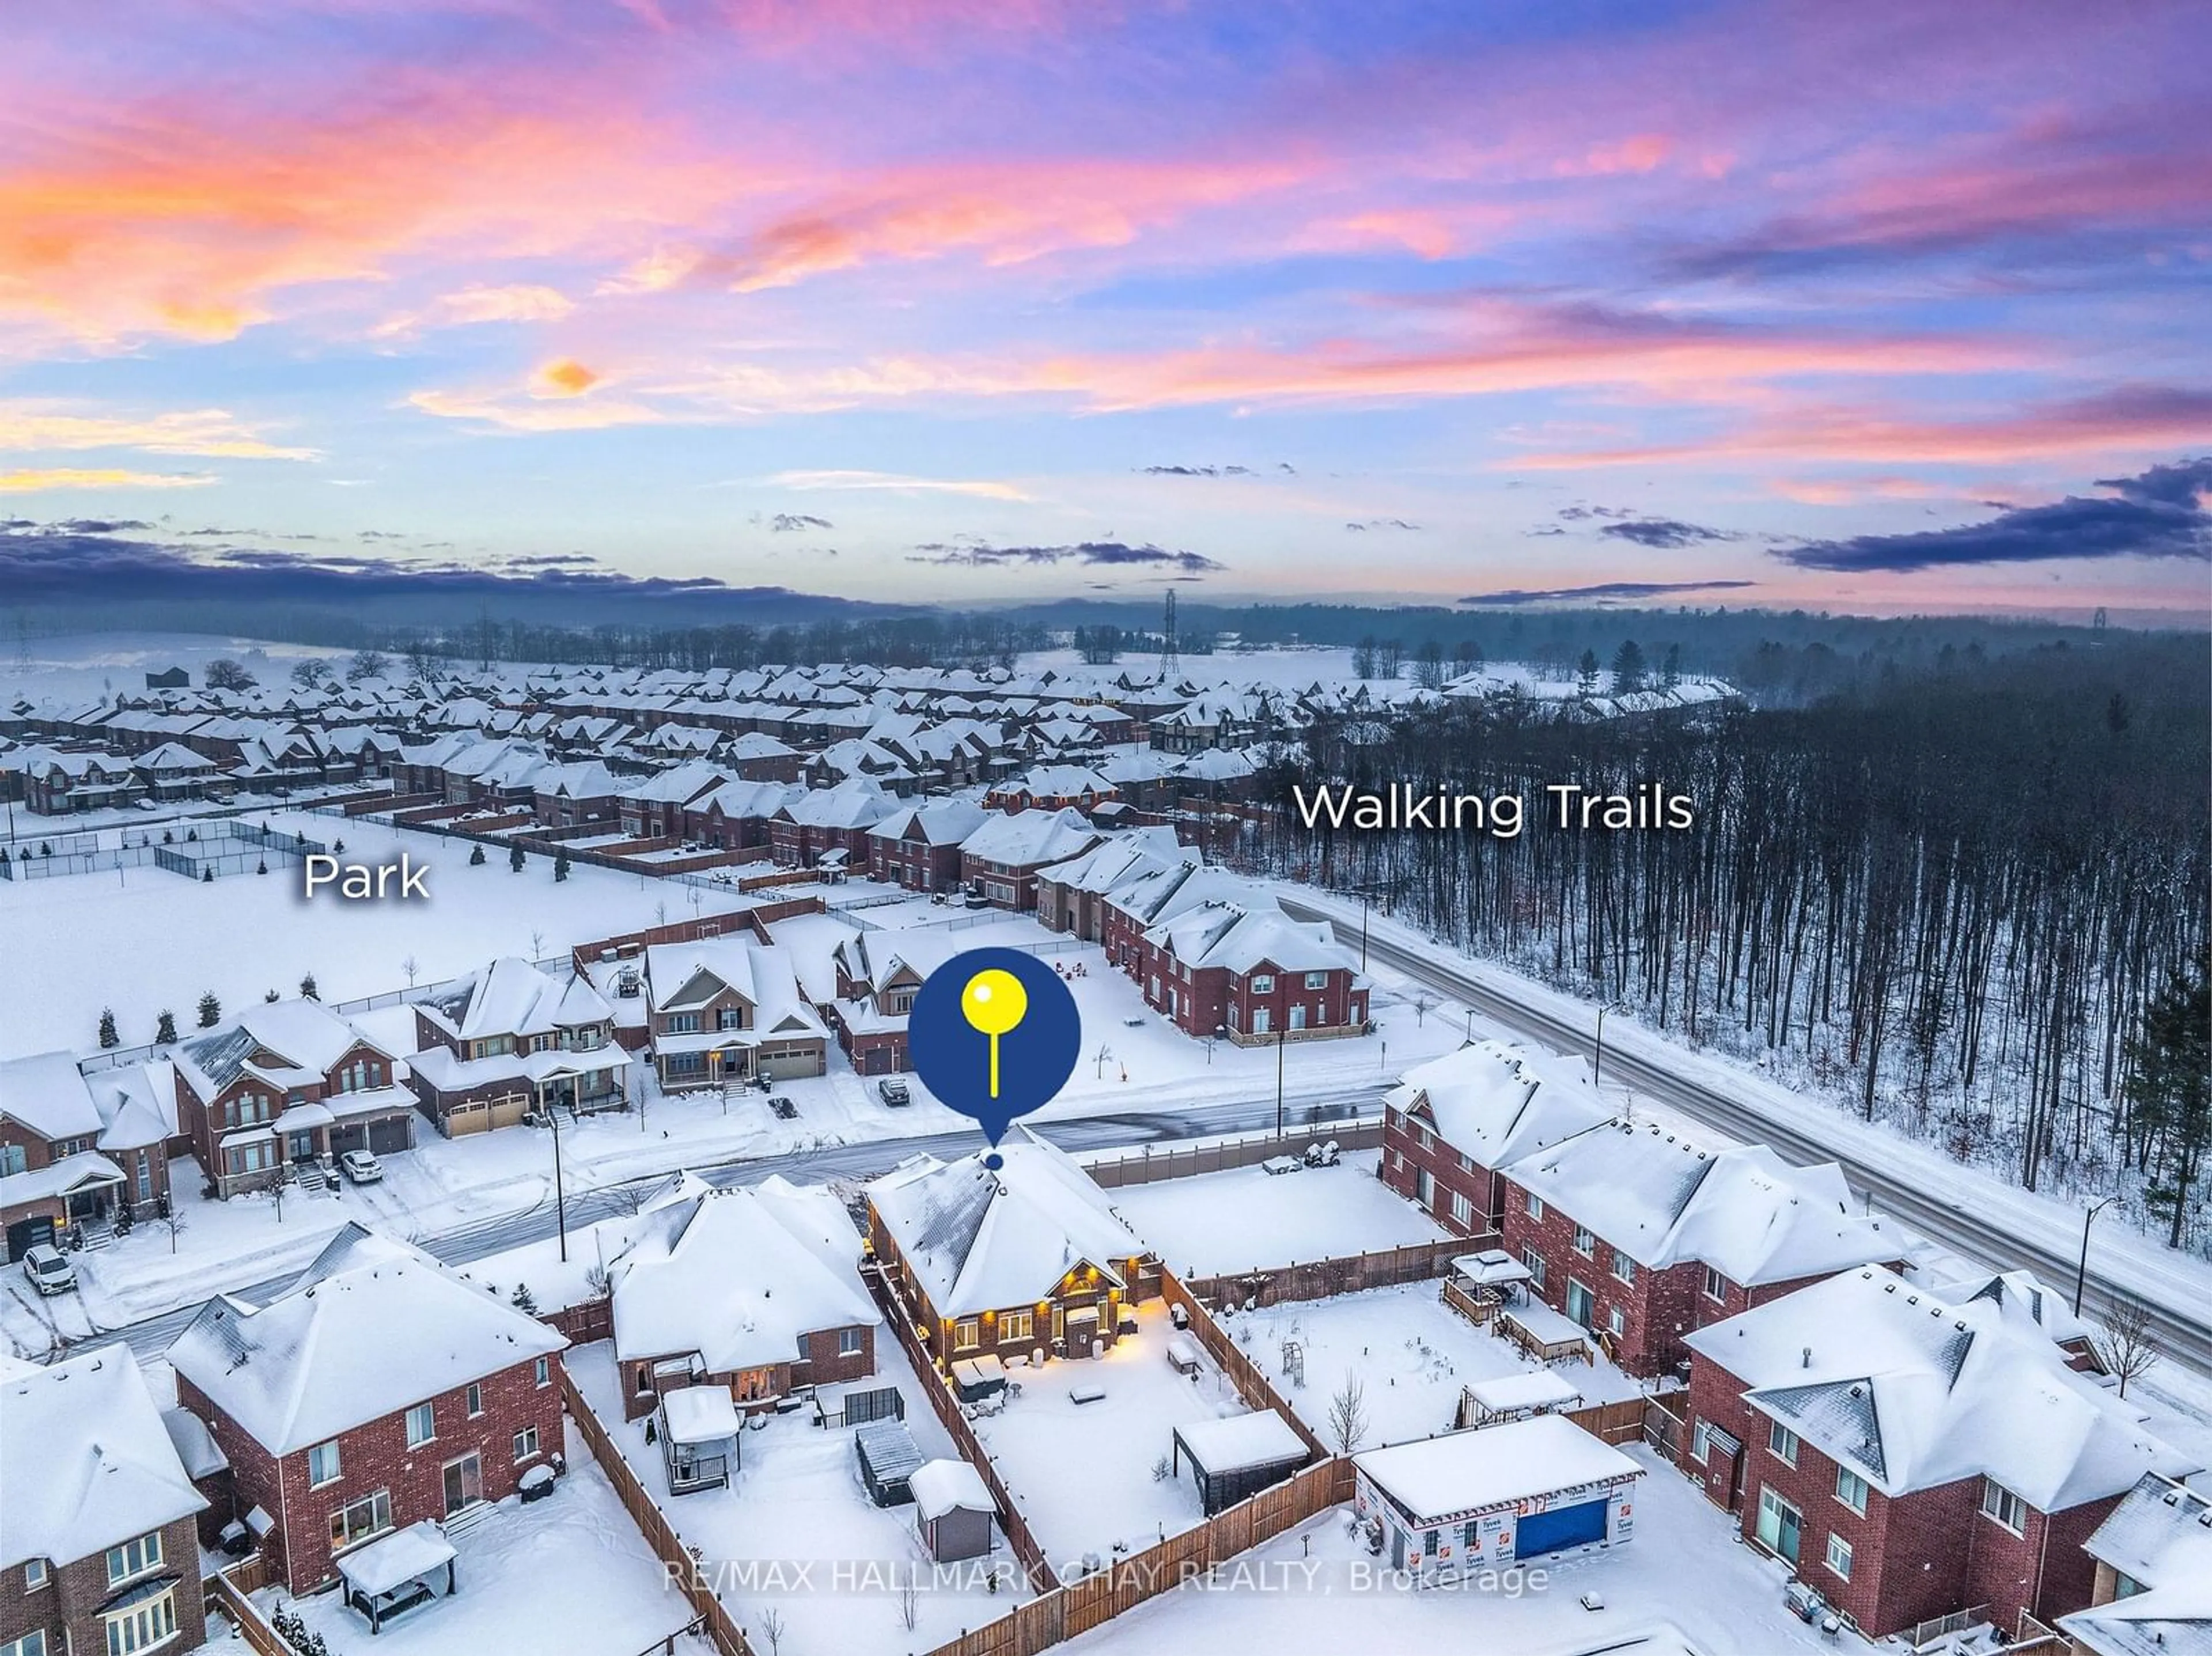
left=961, top=968, right=1028, bottom=1098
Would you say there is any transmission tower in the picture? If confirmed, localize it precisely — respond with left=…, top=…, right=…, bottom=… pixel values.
left=1159, top=588, right=1179, bottom=680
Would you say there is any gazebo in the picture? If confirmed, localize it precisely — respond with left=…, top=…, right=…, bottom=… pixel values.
left=338, top=1521, right=457, bottom=1633
left=658, top=1386, right=741, bottom=1495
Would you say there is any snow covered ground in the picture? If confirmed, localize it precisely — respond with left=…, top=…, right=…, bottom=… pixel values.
left=1103, top=1154, right=1449, bottom=1278
left=570, top=1341, right=1030, bottom=1656
left=0, top=807, right=754, bottom=1058
left=258, top=1420, right=696, bottom=1656
left=968, top=1301, right=1253, bottom=1570
left=1052, top=1444, right=1876, bottom=1656
left=1218, top=1283, right=1646, bottom=1451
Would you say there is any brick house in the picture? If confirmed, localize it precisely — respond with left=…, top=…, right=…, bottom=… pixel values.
left=956, top=806, right=1100, bottom=910
left=608, top=1178, right=880, bottom=1420
left=825, top=931, right=965, bottom=1076
left=984, top=764, right=1118, bottom=814
left=1681, top=1265, right=2195, bottom=1639
left=1139, top=901, right=1368, bottom=1043
left=770, top=778, right=899, bottom=870
left=681, top=778, right=797, bottom=851
left=168, top=1223, right=568, bottom=1596
left=172, top=999, right=415, bottom=1199
left=618, top=759, right=729, bottom=840
left=867, top=1134, right=1157, bottom=1370
left=864, top=798, right=989, bottom=892
left=1033, top=828, right=1194, bottom=942
left=1498, top=1121, right=1900, bottom=1378
left=1380, top=1040, right=1612, bottom=1236
left=407, top=957, right=630, bottom=1136
left=2062, top=1473, right=2212, bottom=1655
left=0, top=1345, right=209, bottom=1656
left=1, top=1053, right=177, bottom=1259
left=641, top=937, right=828, bottom=1091
left=529, top=759, right=624, bottom=829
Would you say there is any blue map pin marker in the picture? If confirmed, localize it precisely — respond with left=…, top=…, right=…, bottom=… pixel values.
left=908, top=947, right=1080, bottom=1167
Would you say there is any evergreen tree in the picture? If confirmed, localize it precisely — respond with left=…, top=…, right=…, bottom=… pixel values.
left=154, top=1010, right=177, bottom=1044
left=1575, top=648, right=1600, bottom=695
left=1661, top=642, right=1683, bottom=689
left=510, top=843, right=527, bottom=873
left=300, top=973, right=319, bottom=1000
left=511, top=1283, right=539, bottom=1315
left=1611, top=639, right=1647, bottom=693
left=266, top=988, right=281, bottom=1002
left=2126, top=958, right=2211, bottom=1248
left=197, top=991, right=222, bottom=1028
left=470, top=843, right=487, bottom=866
left=202, top=868, right=214, bottom=883
left=553, top=848, right=571, bottom=883
left=97, top=1007, right=119, bottom=1048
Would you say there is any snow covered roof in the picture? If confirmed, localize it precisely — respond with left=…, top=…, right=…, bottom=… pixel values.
left=90, top=1060, right=180, bottom=1153
left=643, top=938, right=825, bottom=1040
left=659, top=1385, right=742, bottom=1445
left=865, top=1131, right=1150, bottom=1318
left=1684, top=1266, right=2197, bottom=1509
left=0, top=1050, right=104, bottom=1141
left=1389, top=1041, right=1610, bottom=1172
left=611, top=1177, right=878, bottom=1373
left=2065, top=1475, right=2212, bottom=1655
left=0, top=1344, right=206, bottom=1572
left=421, top=957, right=613, bottom=1042
left=1505, top=1120, right=1894, bottom=1285
left=337, top=1521, right=455, bottom=1598
left=1037, top=827, right=1197, bottom=895
left=1355, top=1415, right=1642, bottom=1524
left=168, top=1222, right=566, bottom=1456
left=958, top=806, right=1099, bottom=869
left=1172, top=1409, right=1310, bottom=1475
left=910, top=1458, right=995, bottom=1521
left=175, top=998, right=389, bottom=1100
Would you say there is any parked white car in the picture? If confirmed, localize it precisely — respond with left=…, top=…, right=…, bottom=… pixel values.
left=339, top=1150, right=384, bottom=1185
left=22, top=1242, right=78, bottom=1295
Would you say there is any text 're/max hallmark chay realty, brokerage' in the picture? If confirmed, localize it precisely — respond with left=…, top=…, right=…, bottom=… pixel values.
left=1291, top=782, right=1695, bottom=839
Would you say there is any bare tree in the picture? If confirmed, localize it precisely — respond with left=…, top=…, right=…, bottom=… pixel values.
left=756, top=1608, right=786, bottom=1656
left=401, top=954, right=420, bottom=988
left=897, top=1571, right=921, bottom=1632
left=157, top=1206, right=188, bottom=1257
left=1411, top=990, right=1437, bottom=1028
left=2097, top=1297, right=2161, bottom=1400
left=1327, top=1371, right=1369, bottom=1456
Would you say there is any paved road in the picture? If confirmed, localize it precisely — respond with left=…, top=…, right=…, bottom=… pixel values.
left=99, top=1079, right=1384, bottom=1361
left=1281, top=895, right=2212, bottom=1374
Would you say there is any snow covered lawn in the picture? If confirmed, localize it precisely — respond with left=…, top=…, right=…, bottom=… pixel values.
left=569, top=1341, right=1029, bottom=1656
left=1101, top=1153, right=1448, bottom=1277
left=0, top=808, right=753, bottom=1058
left=1052, top=1443, right=1876, bottom=1656
left=969, top=1301, right=1255, bottom=1570
left=1218, top=1283, right=1646, bottom=1452
left=261, top=1421, right=694, bottom=1656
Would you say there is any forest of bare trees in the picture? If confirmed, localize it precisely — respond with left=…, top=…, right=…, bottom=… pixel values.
left=1252, top=632, right=2211, bottom=1250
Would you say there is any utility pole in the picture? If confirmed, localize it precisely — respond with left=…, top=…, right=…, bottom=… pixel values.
left=1275, top=1025, right=1286, bottom=1138
left=550, top=1103, right=570, bottom=1263
left=2075, top=1196, right=2118, bottom=1316
left=1593, top=1001, right=1622, bottom=1089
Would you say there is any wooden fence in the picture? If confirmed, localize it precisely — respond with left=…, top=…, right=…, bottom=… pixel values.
left=1157, top=1268, right=1330, bottom=1459
left=1641, top=1392, right=1688, bottom=1465
left=1082, top=1120, right=1382, bottom=1188
left=560, top=1366, right=757, bottom=1656
left=920, top=1458, right=1355, bottom=1656
left=207, top=1559, right=286, bottom=1656
left=860, top=1263, right=1059, bottom=1590
left=1184, top=1235, right=1484, bottom=1310
left=1440, top=1277, right=1498, bottom=1328
left=541, top=1295, right=614, bottom=1344
left=1562, top=1396, right=1653, bottom=1447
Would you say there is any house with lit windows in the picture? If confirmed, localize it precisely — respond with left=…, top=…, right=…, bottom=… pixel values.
left=0, top=1346, right=209, bottom=1656
left=167, top=1223, right=567, bottom=1596
left=865, top=1132, right=1158, bottom=1369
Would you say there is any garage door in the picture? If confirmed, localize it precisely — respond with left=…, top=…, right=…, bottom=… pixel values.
left=6, top=1215, right=55, bottom=1262
left=367, top=1116, right=412, bottom=1155
left=1515, top=1499, right=1608, bottom=1559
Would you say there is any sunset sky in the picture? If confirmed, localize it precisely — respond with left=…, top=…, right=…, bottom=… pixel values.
left=2, top=0, right=2207, bottom=617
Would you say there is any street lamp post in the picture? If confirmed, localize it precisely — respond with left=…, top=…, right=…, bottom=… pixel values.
left=550, top=1103, right=570, bottom=1264
left=2075, top=1195, right=2118, bottom=1317
left=1275, top=1026, right=1287, bottom=1138
left=1593, top=1001, right=1623, bottom=1089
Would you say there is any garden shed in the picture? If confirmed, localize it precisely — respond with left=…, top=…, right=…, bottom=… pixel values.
left=1171, top=1409, right=1311, bottom=1515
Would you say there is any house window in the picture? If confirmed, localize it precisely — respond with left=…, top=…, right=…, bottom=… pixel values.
left=1982, top=1479, right=2029, bottom=1534
left=514, top=1426, right=540, bottom=1463
left=406, top=1401, right=435, bottom=1447
left=717, top=1007, right=745, bottom=1030
left=101, top=1588, right=177, bottom=1655
left=1824, top=1534, right=1853, bottom=1581
left=1415, top=1168, right=1435, bottom=1208
left=1611, top=1250, right=1637, bottom=1286
left=838, top=1328, right=864, bottom=1357
left=1690, top=1420, right=1712, bottom=1464
left=308, top=1441, right=342, bottom=1487
left=665, top=1013, right=700, bottom=1034
left=1836, top=1466, right=1869, bottom=1515
left=1607, top=1304, right=1626, bottom=1337
left=1250, top=975, right=1274, bottom=994
left=1251, top=1006, right=1271, bottom=1035
left=466, top=1383, right=484, bottom=1418
left=329, top=1490, right=393, bottom=1551
left=1520, top=1246, right=1547, bottom=1290
left=104, top=1530, right=163, bottom=1587
left=1768, top=1421, right=1800, bottom=1466
left=24, top=1558, right=49, bottom=1590
left=3, top=1632, right=48, bottom=1656
left=1450, top=1192, right=1474, bottom=1229
left=1703, top=1265, right=1727, bottom=1302
left=953, top=1320, right=981, bottom=1352
left=0, top=1145, right=23, bottom=1178
left=1523, top=1191, right=1544, bottom=1221
left=1572, top=1225, right=1596, bottom=1256
left=536, top=1356, right=552, bottom=1388
left=1304, top=972, right=1327, bottom=990
left=999, top=1309, right=1034, bottom=1344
